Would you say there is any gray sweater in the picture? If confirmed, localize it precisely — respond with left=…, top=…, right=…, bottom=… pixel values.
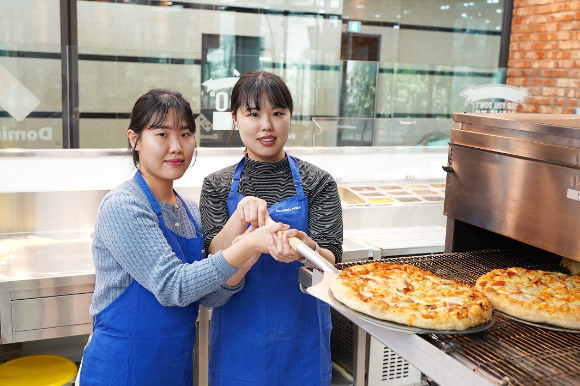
left=89, top=179, right=241, bottom=316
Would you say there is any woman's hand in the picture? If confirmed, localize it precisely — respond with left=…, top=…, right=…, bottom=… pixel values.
left=236, top=197, right=268, bottom=228
left=268, top=229, right=314, bottom=263
left=208, top=197, right=267, bottom=255
left=269, top=229, right=336, bottom=265
left=232, top=224, right=260, bottom=271
left=240, top=221, right=290, bottom=257
left=222, top=221, right=289, bottom=269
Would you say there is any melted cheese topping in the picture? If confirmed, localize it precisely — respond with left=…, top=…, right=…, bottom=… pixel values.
left=477, top=267, right=580, bottom=310
left=338, top=263, right=489, bottom=317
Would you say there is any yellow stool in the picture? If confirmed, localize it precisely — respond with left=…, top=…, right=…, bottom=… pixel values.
left=0, top=354, right=77, bottom=386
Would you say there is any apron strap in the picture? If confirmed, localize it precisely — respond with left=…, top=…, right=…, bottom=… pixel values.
left=230, top=157, right=246, bottom=195
left=287, top=155, right=305, bottom=197
left=133, top=171, right=166, bottom=229
left=133, top=172, right=203, bottom=238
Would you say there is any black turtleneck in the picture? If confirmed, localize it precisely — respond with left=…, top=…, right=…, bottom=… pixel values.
left=200, top=155, right=343, bottom=262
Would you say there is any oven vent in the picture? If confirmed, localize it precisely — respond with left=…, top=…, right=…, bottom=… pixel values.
left=368, top=337, right=422, bottom=386
left=330, top=307, right=355, bottom=374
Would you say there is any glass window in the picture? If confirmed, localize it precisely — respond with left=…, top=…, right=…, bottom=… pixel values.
left=1, top=0, right=512, bottom=149
left=0, top=0, right=62, bottom=149
left=199, top=34, right=263, bottom=147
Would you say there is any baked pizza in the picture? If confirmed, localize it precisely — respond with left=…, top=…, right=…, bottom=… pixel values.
left=476, top=267, right=580, bottom=329
left=561, top=257, right=580, bottom=276
left=330, top=263, right=492, bottom=330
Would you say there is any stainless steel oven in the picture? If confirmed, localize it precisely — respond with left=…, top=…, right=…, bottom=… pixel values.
left=299, top=113, right=580, bottom=386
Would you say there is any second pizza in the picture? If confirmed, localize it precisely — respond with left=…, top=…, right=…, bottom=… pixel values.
left=476, top=267, right=580, bottom=329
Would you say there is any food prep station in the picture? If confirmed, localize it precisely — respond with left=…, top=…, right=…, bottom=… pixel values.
left=339, top=182, right=446, bottom=260
left=0, top=190, right=103, bottom=345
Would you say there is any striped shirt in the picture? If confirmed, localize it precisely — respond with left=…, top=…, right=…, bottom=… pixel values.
left=200, top=155, right=343, bottom=263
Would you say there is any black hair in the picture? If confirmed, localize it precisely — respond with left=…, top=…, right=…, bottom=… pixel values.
left=128, top=88, right=196, bottom=168
left=230, top=70, right=293, bottom=119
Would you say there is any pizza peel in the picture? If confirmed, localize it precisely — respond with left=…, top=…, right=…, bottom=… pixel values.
left=264, top=215, right=340, bottom=274
left=264, top=216, right=494, bottom=334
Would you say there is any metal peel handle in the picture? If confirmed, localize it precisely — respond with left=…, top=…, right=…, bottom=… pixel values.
left=265, top=216, right=339, bottom=274
left=295, top=243, right=340, bottom=274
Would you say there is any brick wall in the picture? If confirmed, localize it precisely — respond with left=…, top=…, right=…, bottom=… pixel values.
left=508, top=0, right=580, bottom=113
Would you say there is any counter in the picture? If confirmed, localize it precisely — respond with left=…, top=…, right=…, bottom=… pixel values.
left=0, top=231, right=94, bottom=344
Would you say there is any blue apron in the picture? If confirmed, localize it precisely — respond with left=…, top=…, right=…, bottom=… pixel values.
left=79, top=171, right=204, bottom=385
left=209, top=155, right=332, bottom=386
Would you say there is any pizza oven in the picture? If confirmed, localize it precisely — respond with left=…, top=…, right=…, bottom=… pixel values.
left=444, top=112, right=580, bottom=260
left=299, top=113, right=580, bottom=386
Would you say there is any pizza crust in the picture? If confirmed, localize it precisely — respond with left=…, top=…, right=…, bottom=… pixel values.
left=561, top=257, right=580, bottom=276
left=476, top=268, right=580, bottom=330
left=330, top=263, right=492, bottom=331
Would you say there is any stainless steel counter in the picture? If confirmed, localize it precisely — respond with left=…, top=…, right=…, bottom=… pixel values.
left=341, top=238, right=374, bottom=261
left=0, top=232, right=94, bottom=287
left=0, top=232, right=370, bottom=345
left=0, top=231, right=95, bottom=344
left=345, top=225, right=446, bottom=257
